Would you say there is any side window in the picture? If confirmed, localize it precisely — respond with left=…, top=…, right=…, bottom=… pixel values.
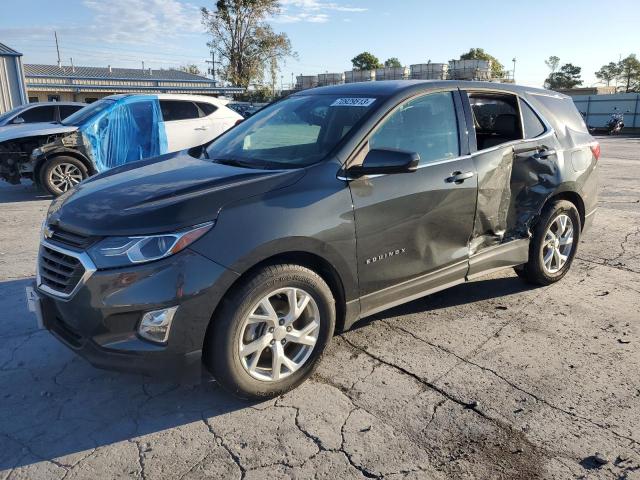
left=160, top=100, right=200, bottom=121
left=196, top=102, right=217, bottom=117
left=20, top=106, right=56, bottom=123
left=520, top=99, right=546, bottom=138
left=59, top=105, right=83, bottom=120
left=468, top=94, right=523, bottom=150
left=369, top=91, right=460, bottom=165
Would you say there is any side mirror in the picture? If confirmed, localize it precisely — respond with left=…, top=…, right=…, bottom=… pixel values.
left=12, top=117, right=25, bottom=124
left=347, top=148, right=420, bottom=177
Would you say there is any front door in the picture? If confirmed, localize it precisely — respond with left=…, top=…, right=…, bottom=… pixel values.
left=348, top=90, right=478, bottom=314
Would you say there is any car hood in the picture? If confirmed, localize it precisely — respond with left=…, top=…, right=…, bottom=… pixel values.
left=0, top=123, right=77, bottom=142
left=47, top=150, right=306, bottom=237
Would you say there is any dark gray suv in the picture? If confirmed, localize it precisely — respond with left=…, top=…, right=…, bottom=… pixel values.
left=29, top=81, right=598, bottom=399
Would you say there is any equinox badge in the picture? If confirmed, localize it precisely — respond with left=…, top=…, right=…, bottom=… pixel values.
left=366, top=248, right=406, bottom=265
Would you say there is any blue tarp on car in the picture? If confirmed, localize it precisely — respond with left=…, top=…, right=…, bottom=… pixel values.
left=78, top=95, right=168, bottom=173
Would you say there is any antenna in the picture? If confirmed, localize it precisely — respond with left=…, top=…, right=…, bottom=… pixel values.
left=54, top=31, right=61, bottom=67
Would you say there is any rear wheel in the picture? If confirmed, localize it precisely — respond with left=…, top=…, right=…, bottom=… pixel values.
left=40, top=156, right=88, bottom=196
left=205, top=264, right=335, bottom=399
left=515, top=200, right=581, bottom=286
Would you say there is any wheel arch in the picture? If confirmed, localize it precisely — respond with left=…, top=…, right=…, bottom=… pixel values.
left=541, top=189, right=586, bottom=230
left=35, top=149, right=95, bottom=184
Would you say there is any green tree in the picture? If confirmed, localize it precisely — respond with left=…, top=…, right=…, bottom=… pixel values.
left=384, top=57, right=402, bottom=68
left=459, top=48, right=504, bottom=78
left=544, top=63, right=583, bottom=90
left=617, top=54, right=640, bottom=92
left=351, top=52, right=382, bottom=71
left=544, top=55, right=560, bottom=73
left=595, top=62, right=622, bottom=87
left=179, top=64, right=202, bottom=75
left=201, top=0, right=295, bottom=88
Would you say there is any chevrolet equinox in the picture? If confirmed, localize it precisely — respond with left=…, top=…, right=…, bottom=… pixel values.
left=29, top=81, right=598, bottom=399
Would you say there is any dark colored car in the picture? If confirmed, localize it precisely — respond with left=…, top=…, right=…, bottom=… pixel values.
left=28, top=81, right=598, bottom=399
left=0, top=101, right=85, bottom=127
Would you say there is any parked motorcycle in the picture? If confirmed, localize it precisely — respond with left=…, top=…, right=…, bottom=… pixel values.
left=606, top=108, right=626, bottom=135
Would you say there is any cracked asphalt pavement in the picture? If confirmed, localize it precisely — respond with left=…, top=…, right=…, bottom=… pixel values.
left=1, top=137, right=639, bottom=479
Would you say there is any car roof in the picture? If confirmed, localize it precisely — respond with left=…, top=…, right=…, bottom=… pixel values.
left=294, top=80, right=564, bottom=99
left=28, top=101, right=86, bottom=107
left=105, top=93, right=229, bottom=106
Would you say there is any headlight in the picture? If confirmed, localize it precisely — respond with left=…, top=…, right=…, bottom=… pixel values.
left=87, top=222, right=213, bottom=269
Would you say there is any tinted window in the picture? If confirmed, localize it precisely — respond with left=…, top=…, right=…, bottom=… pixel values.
left=369, top=91, right=459, bottom=165
left=160, top=100, right=199, bottom=121
left=20, top=106, right=56, bottom=123
left=206, top=94, right=378, bottom=168
left=520, top=100, right=546, bottom=138
left=197, top=102, right=217, bottom=117
left=59, top=105, right=84, bottom=120
left=469, top=94, right=523, bottom=150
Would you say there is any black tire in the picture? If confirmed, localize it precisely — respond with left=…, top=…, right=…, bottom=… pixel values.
left=39, top=156, right=89, bottom=196
left=515, top=200, right=581, bottom=286
left=205, top=264, right=336, bottom=400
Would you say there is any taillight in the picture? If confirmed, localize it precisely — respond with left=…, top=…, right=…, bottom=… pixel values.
left=590, top=143, right=600, bottom=161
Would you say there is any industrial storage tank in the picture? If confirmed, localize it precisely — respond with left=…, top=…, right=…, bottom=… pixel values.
left=448, top=59, right=492, bottom=81
left=318, top=73, right=344, bottom=86
left=410, top=63, right=448, bottom=80
left=296, top=75, right=318, bottom=90
left=375, top=66, right=409, bottom=81
left=344, top=70, right=375, bottom=83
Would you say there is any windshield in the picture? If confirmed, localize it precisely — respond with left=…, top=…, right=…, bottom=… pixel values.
left=62, top=99, right=115, bottom=126
left=206, top=94, right=380, bottom=169
left=0, top=105, right=27, bottom=123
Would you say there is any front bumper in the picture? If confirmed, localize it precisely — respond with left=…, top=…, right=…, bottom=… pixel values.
left=37, top=246, right=238, bottom=382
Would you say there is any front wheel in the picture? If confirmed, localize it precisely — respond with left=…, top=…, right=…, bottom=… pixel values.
left=40, top=156, right=89, bottom=196
left=515, top=200, right=581, bottom=286
left=205, top=264, right=336, bottom=399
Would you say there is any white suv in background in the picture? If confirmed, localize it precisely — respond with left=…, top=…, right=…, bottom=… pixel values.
left=158, top=95, right=243, bottom=151
left=0, top=94, right=244, bottom=195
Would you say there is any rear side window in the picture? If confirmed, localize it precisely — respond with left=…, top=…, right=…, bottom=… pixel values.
left=520, top=100, right=546, bottom=138
left=59, top=105, right=83, bottom=120
left=196, top=102, right=217, bottom=117
left=20, top=105, right=56, bottom=123
left=369, top=91, right=460, bottom=165
left=160, top=100, right=200, bottom=121
left=468, top=93, right=523, bottom=150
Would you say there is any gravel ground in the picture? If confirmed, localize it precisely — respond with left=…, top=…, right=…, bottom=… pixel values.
left=0, top=137, right=638, bottom=480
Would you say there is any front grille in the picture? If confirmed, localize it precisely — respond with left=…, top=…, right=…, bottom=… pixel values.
left=48, top=225, right=96, bottom=249
left=39, top=246, right=85, bottom=295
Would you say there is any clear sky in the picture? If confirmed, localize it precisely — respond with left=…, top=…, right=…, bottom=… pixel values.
left=2, top=0, right=639, bottom=89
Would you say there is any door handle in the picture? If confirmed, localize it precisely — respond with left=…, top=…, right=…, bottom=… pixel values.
left=194, top=126, right=209, bottom=131
left=446, top=171, right=474, bottom=184
left=534, top=148, right=556, bottom=159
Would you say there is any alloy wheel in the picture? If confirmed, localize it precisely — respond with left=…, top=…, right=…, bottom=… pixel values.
left=542, top=214, right=574, bottom=274
left=50, top=163, right=83, bottom=192
left=238, top=287, right=320, bottom=381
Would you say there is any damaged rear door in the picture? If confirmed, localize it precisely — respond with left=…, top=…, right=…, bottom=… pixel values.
left=461, top=89, right=562, bottom=277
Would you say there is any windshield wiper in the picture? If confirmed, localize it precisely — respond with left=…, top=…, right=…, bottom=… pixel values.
left=213, top=158, right=263, bottom=169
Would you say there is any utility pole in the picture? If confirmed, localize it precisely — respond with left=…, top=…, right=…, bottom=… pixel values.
left=54, top=31, right=61, bottom=67
left=512, top=57, right=517, bottom=83
left=205, top=48, right=217, bottom=86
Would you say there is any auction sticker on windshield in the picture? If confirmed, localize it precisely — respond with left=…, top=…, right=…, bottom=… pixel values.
left=330, top=98, right=376, bottom=107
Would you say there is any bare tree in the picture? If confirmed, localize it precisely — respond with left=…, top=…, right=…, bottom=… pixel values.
left=201, top=0, right=295, bottom=88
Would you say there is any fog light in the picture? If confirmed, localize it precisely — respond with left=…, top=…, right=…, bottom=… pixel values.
left=138, top=306, right=178, bottom=344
